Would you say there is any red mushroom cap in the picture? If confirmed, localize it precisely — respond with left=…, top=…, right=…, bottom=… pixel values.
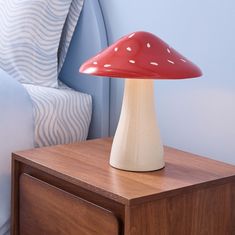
left=79, top=31, right=202, bottom=79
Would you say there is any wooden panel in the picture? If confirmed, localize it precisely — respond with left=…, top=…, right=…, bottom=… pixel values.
left=128, top=183, right=234, bottom=235
left=232, top=182, right=235, bottom=233
left=13, top=138, right=235, bottom=205
left=19, top=174, right=119, bottom=235
left=20, top=164, right=125, bottom=220
left=11, top=158, right=20, bottom=235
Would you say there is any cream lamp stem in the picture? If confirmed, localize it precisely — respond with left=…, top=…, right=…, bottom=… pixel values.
left=110, top=79, right=165, bottom=171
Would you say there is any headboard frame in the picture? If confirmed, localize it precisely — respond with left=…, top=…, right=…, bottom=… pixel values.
left=59, top=0, right=109, bottom=139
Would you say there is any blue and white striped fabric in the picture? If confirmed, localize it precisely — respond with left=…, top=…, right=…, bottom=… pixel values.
left=0, top=0, right=73, bottom=88
left=58, top=0, right=84, bottom=73
left=23, top=84, right=92, bottom=147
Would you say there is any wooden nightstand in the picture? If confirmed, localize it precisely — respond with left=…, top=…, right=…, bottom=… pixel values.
left=12, top=138, right=235, bottom=235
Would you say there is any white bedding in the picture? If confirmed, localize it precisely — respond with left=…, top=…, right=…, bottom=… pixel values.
left=23, top=84, right=92, bottom=147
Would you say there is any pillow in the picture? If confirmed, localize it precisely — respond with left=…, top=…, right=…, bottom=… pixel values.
left=0, top=0, right=73, bottom=88
left=58, top=0, right=84, bottom=73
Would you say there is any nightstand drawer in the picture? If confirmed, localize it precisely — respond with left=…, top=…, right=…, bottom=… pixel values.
left=19, top=174, right=119, bottom=235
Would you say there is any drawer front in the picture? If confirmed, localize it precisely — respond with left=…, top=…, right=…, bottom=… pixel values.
left=19, top=174, right=119, bottom=235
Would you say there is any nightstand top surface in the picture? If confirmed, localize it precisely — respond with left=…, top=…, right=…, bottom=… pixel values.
left=14, top=138, right=235, bottom=205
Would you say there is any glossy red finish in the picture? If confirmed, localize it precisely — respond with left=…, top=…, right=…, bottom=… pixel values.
left=80, top=31, right=202, bottom=79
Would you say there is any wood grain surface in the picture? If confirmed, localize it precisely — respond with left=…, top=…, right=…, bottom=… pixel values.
left=12, top=138, right=235, bottom=235
left=128, top=183, right=234, bottom=235
left=13, top=138, right=235, bottom=205
left=19, top=173, right=119, bottom=235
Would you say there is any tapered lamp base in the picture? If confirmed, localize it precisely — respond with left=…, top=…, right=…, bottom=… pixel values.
left=110, top=79, right=164, bottom=172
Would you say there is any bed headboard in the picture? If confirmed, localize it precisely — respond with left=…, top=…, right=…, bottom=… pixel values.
left=59, top=0, right=109, bottom=139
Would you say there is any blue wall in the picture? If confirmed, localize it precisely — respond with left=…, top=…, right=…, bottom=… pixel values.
left=99, top=0, right=235, bottom=164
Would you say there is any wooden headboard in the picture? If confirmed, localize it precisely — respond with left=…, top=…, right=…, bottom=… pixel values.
left=59, top=0, right=109, bottom=139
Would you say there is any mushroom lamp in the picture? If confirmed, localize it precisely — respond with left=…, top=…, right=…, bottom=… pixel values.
left=80, top=31, right=202, bottom=172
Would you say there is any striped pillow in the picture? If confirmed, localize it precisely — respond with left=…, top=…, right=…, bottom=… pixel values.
left=0, top=0, right=73, bottom=88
